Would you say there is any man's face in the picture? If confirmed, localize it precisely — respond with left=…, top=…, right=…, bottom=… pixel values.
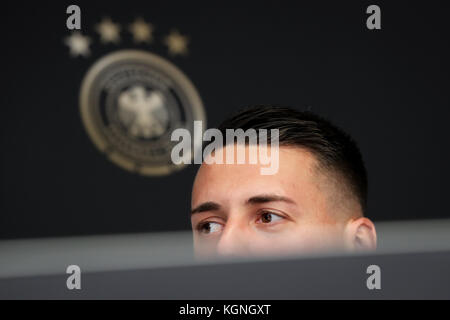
left=191, top=145, right=361, bottom=258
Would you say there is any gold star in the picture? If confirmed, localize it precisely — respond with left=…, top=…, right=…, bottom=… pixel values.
left=95, top=18, right=121, bottom=44
left=164, top=29, right=189, bottom=56
left=64, top=32, right=91, bottom=57
left=129, top=18, right=154, bottom=44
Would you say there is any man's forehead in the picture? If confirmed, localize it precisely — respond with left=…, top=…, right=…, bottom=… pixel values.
left=192, top=146, right=320, bottom=202
left=199, top=145, right=318, bottom=174
left=203, top=143, right=271, bottom=163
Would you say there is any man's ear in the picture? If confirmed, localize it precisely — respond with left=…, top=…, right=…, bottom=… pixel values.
left=344, top=217, right=377, bottom=251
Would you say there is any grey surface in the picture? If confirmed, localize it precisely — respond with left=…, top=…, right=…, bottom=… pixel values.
left=0, top=250, right=449, bottom=299
left=2, top=219, right=450, bottom=279
left=0, top=219, right=450, bottom=299
left=0, top=231, right=196, bottom=278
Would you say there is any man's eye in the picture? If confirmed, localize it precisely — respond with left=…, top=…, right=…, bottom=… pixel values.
left=198, top=222, right=223, bottom=234
left=258, top=211, right=284, bottom=224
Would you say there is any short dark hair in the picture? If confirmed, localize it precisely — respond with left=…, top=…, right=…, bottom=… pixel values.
left=217, top=105, right=368, bottom=213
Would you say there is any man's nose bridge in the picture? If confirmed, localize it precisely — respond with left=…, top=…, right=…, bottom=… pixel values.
left=216, top=218, right=247, bottom=254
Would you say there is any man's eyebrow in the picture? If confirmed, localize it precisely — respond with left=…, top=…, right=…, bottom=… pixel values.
left=191, top=201, right=221, bottom=215
left=246, top=194, right=296, bottom=205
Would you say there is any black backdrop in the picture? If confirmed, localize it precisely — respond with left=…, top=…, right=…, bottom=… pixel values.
left=2, top=1, right=449, bottom=239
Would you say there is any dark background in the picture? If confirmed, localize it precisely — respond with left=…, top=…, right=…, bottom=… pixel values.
left=1, top=1, right=449, bottom=239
